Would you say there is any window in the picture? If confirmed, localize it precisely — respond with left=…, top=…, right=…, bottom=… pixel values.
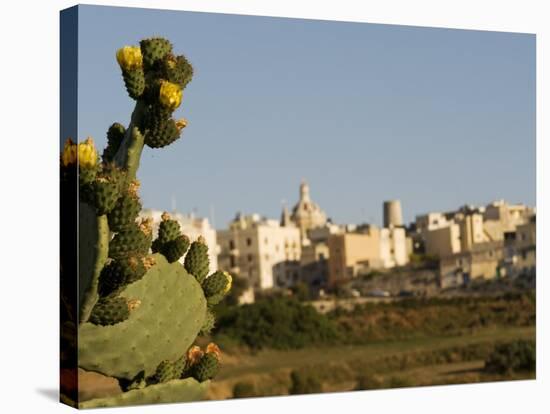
left=229, top=255, right=236, bottom=268
left=247, top=254, right=253, bottom=263
left=246, top=238, right=252, bottom=246
left=229, top=240, right=235, bottom=250
left=318, top=253, right=325, bottom=261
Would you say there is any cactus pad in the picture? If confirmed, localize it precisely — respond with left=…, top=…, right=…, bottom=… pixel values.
left=122, top=68, right=145, bottom=99
left=163, top=54, right=194, bottom=89
left=143, top=108, right=181, bottom=148
left=160, top=235, right=190, bottom=263
left=157, top=217, right=181, bottom=243
left=89, top=296, right=130, bottom=326
left=79, top=378, right=209, bottom=408
left=109, top=222, right=151, bottom=259
left=184, top=238, right=210, bottom=283
left=80, top=178, right=121, bottom=216
left=152, top=357, right=185, bottom=384
left=98, top=256, right=146, bottom=297
left=202, top=271, right=231, bottom=297
left=79, top=255, right=207, bottom=380
left=107, top=191, right=142, bottom=232
left=191, top=353, right=220, bottom=382
left=200, top=309, right=216, bottom=335
left=140, top=37, right=172, bottom=67
left=103, top=122, right=126, bottom=163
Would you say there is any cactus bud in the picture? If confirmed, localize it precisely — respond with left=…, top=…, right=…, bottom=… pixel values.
left=205, top=343, right=221, bottom=360
left=139, top=217, right=153, bottom=236
left=142, top=256, right=156, bottom=270
left=127, top=298, right=142, bottom=311
left=159, top=80, right=182, bottom=110
left=116, top=46, right=143, bottom=71
left=187, top=346, right=203, bottom=366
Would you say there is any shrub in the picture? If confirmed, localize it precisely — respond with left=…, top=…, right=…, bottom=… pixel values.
left=289, top=370, right=322, bottom=395
left=356, top=374, right=384, bottom=390
left=484, top=340, right=536, bottom=374
left=214, top=297, right=341, bottom=349
left=232, top=381, right=257, bottom=398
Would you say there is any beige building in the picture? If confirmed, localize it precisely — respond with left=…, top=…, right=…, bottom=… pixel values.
left=218, top=213, right=301, bottom=290
left=140, top=209, right=218, bottom=271
left=379, top=227, right=409, bottom=268
left=502, top=216, right=536, bottom=278
left=483, top=200, right=535, bottom=241
left=327, top=230, right=382, bottom=285
left=424, top=223, right=461, bottom=257
left=439, top=241, right=504, bottom=284
left=290, top=181, right=327, bottom=241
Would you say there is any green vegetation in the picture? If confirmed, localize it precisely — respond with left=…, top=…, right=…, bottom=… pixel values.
left=330, top=291, right=535, bottom=343
left=214, top=297, right=340, bottom=349
left=289, top=370, right=323, bottom=395
left=232, top=381, right=257, bottom=399
left=484, top=340, right=536, bottom=374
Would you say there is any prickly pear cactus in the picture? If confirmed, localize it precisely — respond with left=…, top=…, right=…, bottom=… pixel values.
left=60, top=36, right=231, bottom=407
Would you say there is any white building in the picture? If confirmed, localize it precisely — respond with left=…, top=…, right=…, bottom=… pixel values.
left=218, top=213, right=301, bottom=290
left=139, top=209, right=219, bottom=271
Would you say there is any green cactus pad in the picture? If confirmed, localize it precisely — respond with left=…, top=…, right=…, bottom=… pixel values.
left=103, top=122, right=126, bottom=163
left=158, top=218, right=181, bottom=243
left=78, top=165, right=97, bottom=186
left=202, top=271, right=230, bottom=298
left=109, top=223, right=152, bottom=259
left=143, top=108, right=181, bottom=148
left=163, top=54, right=194, bottom=89
left=89, top=296, right=130, bottom=326
left=80, top=178, right=121, bottom=216
left=191, top=353, right=220, bottom=382
left=153, top=360, right=182, bottom=383
left=140, top=37, right=172, bottom=67
left=160, top=235, right=190, bottom=263
left=184, top=238, right=210, bottom=283
left=199, top=309, right=216, bottom=335
left=122, top=68, right=145, bottom=99
left=79, top=378, right=209, bottom=408
left=78, top=202, right=110, bottom=323
left=98, top=256, right=146, bottom=297
left=107, top=191, right=142, bottom=232
left=79, top=254, right=207, bottom=380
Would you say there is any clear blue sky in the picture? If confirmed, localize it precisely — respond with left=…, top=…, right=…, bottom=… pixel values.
left=76, top=5, right=535, bottom=229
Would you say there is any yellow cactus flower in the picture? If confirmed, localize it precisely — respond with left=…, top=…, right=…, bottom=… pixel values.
left=175, top=118, right=188, bottom=131
left=187, top=345, right=204, bottom=365
left=206, top=343, right=221, bottom=360
left=77, top=137, right=98, bottom=169
left=159, top=80, right=182, bottom=110
left=61, top=138, right=77, bottom=167
left=116, top=46, right=143, bottom=71
left=223, top=272, right=232, bottom=294
left=61, top=137, right=97, bottom=168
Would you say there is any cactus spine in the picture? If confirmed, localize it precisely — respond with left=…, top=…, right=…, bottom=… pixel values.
left=60, top=36, right=232, bottom=407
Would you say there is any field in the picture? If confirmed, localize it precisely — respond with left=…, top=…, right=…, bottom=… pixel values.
left=207, top=292, right=536, bottom=400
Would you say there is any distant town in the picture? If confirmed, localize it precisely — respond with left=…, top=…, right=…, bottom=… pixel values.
left=140, top=181, right=536, bottom=305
